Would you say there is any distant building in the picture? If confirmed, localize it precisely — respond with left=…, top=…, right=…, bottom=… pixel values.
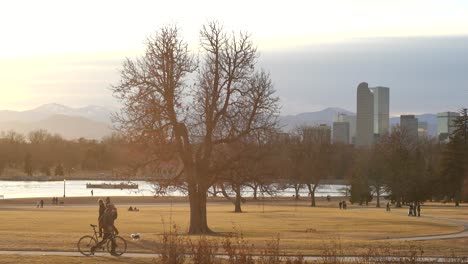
left=303, top=124, right=331, bottom=144
left=437, top=112, right=460, bottom=142
left=418, top=121, right=428, bottom=138
left=370, top=87, right=390, bottom=136
left=333, top=122, right=350, bottom=144
left=356, top=82, right=374, bottom=146
left=336, top=113, right=356, bottom=144
left=400, top=115, right=419, bottom=140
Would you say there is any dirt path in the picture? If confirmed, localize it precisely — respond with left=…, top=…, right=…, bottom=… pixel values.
left=386, top=214, right=468, bottom=241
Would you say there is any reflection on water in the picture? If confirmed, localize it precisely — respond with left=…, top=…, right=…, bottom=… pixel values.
left=0, top=180, right=348, bottom=199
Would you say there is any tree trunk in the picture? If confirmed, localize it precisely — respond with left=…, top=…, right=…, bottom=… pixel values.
left=188, top=182, right=212, bottom=234
left=212, top=185, right=217, bottom=197
left=376, top=186, right=381, bottom=208
left=252, top=183, right=258, bottom=200
left=234, top=183, right=242, bottom=213
left=294, top=184, right=300, bottom=200
left=307, top=184, right=317, bottom=207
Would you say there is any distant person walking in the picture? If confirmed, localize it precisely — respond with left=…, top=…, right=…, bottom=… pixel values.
left=408, top=204, right=413, bottom=216
left=91, top=190, right=94, bottom=196
left=40, top=199, right=44, bottom=208
left=386, top=202, right=391, bottom=211
left=417, top=204, right=421, bottom=217
left=339, top=201, right=342, bottom=209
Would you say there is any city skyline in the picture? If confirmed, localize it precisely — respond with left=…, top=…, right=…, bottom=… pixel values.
left=1, top=1, right=468, bottom=115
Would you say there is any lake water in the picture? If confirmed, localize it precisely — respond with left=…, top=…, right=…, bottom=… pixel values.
left=0, top=180, right=348, bottom=199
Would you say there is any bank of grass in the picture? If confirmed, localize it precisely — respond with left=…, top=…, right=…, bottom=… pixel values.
left=0, top=199, right=466, bottom=256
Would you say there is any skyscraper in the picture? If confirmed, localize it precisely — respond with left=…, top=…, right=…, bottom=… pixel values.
left=356, top=82, right=374, bottom=146
left=418, top=121, right=428, bottom=138
left=333, top=122, right=350, bottom=144
left=336, top=113, right=356, bottom=144
left=370, top=86, right=390, bottom=136
left=400, top=115, right=418, bottom=140
left=437, top=112, right=460, bottom=142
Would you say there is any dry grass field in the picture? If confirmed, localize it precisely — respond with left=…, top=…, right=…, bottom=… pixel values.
left=0, top=255, right=154, bottom=264
left=0, top=198, right=466, bottom=258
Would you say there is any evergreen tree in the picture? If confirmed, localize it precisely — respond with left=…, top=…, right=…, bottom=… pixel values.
left=439, top=108, right=468, bottom=206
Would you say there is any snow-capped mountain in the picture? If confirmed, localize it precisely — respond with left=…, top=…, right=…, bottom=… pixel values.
left=0, top=103, right=114, bottom=140
left=0, top=103, right=113, bottom=123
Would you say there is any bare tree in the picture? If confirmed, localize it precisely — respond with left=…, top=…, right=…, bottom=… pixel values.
left=112, top=23, right=279, bottom=234
left=293, top=125, right=332, bottom=207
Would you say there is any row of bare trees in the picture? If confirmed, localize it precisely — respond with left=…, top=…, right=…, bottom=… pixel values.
left=0, top=130, right=131, bottom=178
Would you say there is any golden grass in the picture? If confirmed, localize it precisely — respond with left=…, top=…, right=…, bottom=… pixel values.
left=0, top=200, right=466, bottom=256
left=0, top=255, right=154, bottom=264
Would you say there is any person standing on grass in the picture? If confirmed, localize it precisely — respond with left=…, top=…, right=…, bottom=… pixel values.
left=92, top=203, right=118, bottom=255
left=417, top=204, right=421, bottom=217
left=339, top=201, right=342, bottom=209
left=386, top=202, right=391, bottom=211
left=105, top=197, right=119, bottom=235
left=98, top=199, right=106, bottom=237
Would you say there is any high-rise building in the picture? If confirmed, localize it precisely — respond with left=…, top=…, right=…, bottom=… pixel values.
left=356, top=82, right=374, bottom=146
left=400, top=115, right=419, bottom=140
left=418, top=121, right=428, bottom=138
left=437, top=112, right=460, bottom=142
left=333, top=122, right=350, bottom=144
left=370, top=87, right=390, bottom=136
left=336, top=113, right=356, bottom=144
left=303, top=124, right=331, bottom=144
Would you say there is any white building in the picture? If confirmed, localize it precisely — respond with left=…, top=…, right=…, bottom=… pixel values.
left=370, top=86, right=390, bottom=136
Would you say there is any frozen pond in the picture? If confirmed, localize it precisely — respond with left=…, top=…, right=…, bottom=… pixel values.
left=0, top=180, right=348, bottom=199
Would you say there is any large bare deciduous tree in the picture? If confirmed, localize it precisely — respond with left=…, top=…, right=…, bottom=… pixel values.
left=112, top=23, right=279, bottom=234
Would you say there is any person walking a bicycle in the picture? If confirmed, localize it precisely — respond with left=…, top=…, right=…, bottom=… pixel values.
left=91, top=203, right=118, bottom=255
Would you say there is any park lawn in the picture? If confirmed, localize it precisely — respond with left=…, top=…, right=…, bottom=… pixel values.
left=0, top=201, right=466, bottom=256
left=420, top=207, right=468, bottom=221
left=0, top=255, right=155, bottom=264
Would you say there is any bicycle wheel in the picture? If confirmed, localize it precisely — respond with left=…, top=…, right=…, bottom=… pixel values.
left=107, top=235, right=127, bottom=256
left=77, top=235, right=97, bottom=256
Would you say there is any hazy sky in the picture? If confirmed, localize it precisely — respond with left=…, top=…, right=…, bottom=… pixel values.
left=1, top=0, right=468, bottom=115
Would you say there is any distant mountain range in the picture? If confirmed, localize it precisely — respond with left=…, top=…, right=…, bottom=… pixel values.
left=279, top=107, right=355, bottom=131
left=0, top=103, right=113, bottom=140
left=0, top=103, right=439, bottom=140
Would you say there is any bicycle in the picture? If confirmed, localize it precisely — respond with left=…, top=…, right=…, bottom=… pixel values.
left=77, top=224, right=127, bottom=256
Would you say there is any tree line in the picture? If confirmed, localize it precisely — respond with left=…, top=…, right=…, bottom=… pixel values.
left=0, top=130, right=131, bottom=179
